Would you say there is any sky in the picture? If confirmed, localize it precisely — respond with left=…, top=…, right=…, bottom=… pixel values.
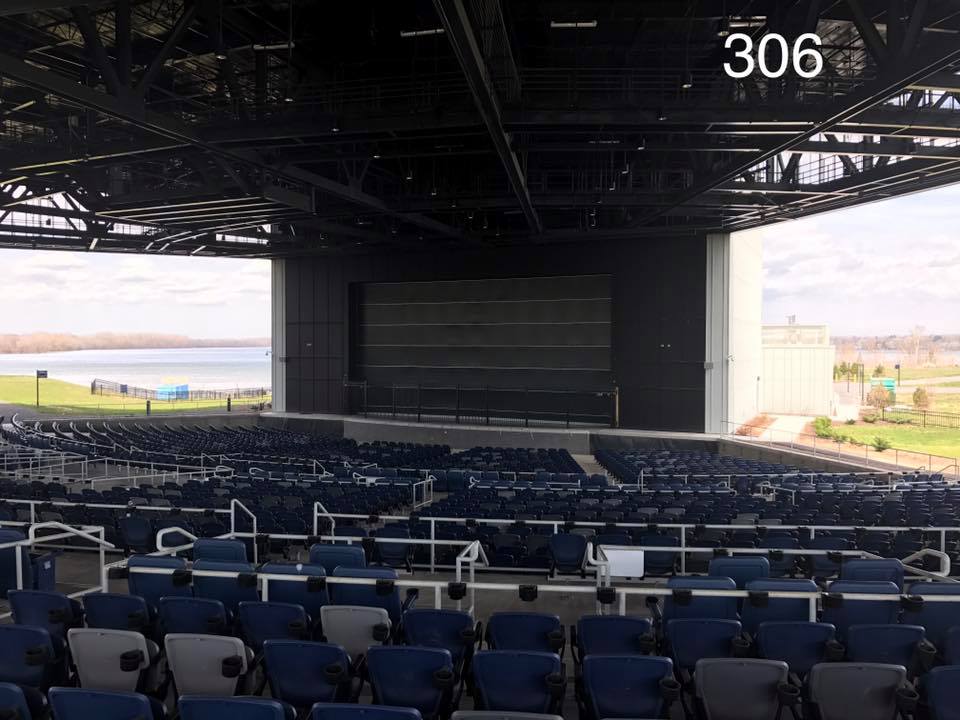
left=746, top=182, right=960, bottom=336
left=0, top=250, right=271, bottom=338
left=0, top=181, right=958, bottom=339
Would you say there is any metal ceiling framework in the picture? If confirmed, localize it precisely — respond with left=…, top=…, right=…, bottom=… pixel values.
left=0, top=0, right=958, bottom=257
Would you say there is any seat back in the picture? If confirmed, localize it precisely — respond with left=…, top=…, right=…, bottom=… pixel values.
left=9, top=590, right=81, bottom=643
left=903, top=582, right=960, bottom=646
left=159, top=597, right=229, bottom=636
left=841, top=559, right=904, bottom=589
left=67, top=628, right=150, bottom=693
left=238, top=601, right=309, bottom=653
left=547, top=534, right=586, bottom=572
left=319, top=606, right=391, bottom=661
left=486, top=613, right=562, bottom=654
left=756, top=622, right=836, bottom=676
left=582, top=655, right=672, bottom=720
left=263, top=640, right=352, bottom=708
left=846, top=624, right=925, bottom=668
left=695, top=658, right=788, bottom=720
left=664, top=577, right=738, bottom=624
left=309, top=704, right=423, bottom=720
left=194, top=538, right=248, bottom=563
left=0, top=624, right=57, bottom=689
left=575, top=615, right=652, bottom=657
left=127, top=555, right=191, bottom=611
left=707, top=557, right=770, bottom=589
left=740, top=579, right=817, bottom=634
left=83, top=593, right=150, bottom=633
left=924, top=665, right=960, bottom=720
left=0, top=682, right=31, bottom=720
left=192, top=560, right=260, bottom=613
left=309, top=545, right=366, bottom=575
left=374, top=527, right=412, bottom=569
left=367, top=646, right=454, bottom=719
left=471, top=651, right=561, bottom=714
left=261, top=562, right=329, bottom=617
left=403, top=609, right=476, bottom=668
left=808, top=662, right=907, bottom=720
left=48, top=687, right=155, bottom=720
left=164, top=633, right=249, bottom=697
left=821, top=581, right=900, bottom=639
left=330, top=567, right=402, bottom=622
left=179, top=696, right=289, bottom=720
left=666, top=619, right=741, bottom=671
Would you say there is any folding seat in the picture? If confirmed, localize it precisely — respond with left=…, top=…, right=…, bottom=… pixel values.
left=239, top=601, right=310, bottom=655
left=807, top=663, right=915, bottom=720
left=367, top=646, right=457, bottom=720
left=374, top=526, right=414, bottom=571
left=571, top=615, right=653, bottom=662
left=403, top=609, right=479, bottom=677
left=0, top=682, right=32, bottom=720
left=658, top=576, right=738, bottom=636
left=666, top=619, right=744, bottom=675
left=8, top=591, right=77, bottom=657
left=901, top=582, right=960, bottom=648
left=320, top=606, right=391, bottom=662
left=755, top=622, right=839, bottom=677
left=47, top=687, right=161, bottom=720
left=708, top=557, right=770, bottom=589
left=84, top=593, right=151, bottom=635
left=192, top=560, right=260, bottom=614
left=471, top=651, right=564, bottom=714
left=821, top=581, right=901, bottom=640
left=179, top=696, right=296, bottom=720
left=158, top=597, right=229, bottom=636
left=841, top=559, right=905, bottom=589
left=805, top=536, right=849, bottom=578
left=127, top=555, right=192, bottom=613
left=845, top=624, right=933, bottom=673
left=486, top=613, right=564, bottom=655
left=923, top=665, right=960, bottom=720
left=261, top=562, right=329, bottom=618
left=592, top=532, right=632, bottom=546
left=308, top=704, right=422, bottom=720
left=195, top=538, right=248, bottom=562
left=547, top=533, right=587, bottom=575
left=263, top=640, right=356, bottom=710
left=695, top=658, right=795, bottom=720
left=0, top=625, right=65, bottom=718
left=330, top=567, right=416, bottom=626
left=636, top=534, right=679, bottom=575
left=118, top=514, right=154, bottom=554
left=740, top=579, right=818, bottom=635
left=67, top=628, right=158, bottom=693
left=579, top=655, right=676, bottom=720
left=309, top=545, right=366, bottom=576
left=164, top=633, right=253, bottom=697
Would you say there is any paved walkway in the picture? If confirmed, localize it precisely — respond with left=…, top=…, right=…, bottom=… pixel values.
left=758, top=414, right=814, bottom=443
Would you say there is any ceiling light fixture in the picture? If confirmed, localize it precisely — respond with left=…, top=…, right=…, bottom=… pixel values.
left=681, top=71, right=693, bottom=90
left=400, top=28, right=444, bottom=38
left=717, top=17, right=731, bottom=38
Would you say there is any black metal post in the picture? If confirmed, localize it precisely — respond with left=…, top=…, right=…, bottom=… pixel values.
left=417, top=384, right=422, bottom=423
left=524, top=388, right=529, bottom=428
left=485, top=386, right=490, bottom=425
left=455, top=385, right=461, bottom=424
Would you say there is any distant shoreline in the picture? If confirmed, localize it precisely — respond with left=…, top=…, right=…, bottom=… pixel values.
left=0, top=333, right=270, bottom=355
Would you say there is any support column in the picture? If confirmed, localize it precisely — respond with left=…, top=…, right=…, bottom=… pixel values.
left=704, top=233, right=731, bottom=433
left=271, top=259, right=287, bottom=412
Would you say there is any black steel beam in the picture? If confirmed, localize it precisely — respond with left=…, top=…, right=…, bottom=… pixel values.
left=135, top=2, right=198, bottom=97
left=434, top=0, right=541, bottom=234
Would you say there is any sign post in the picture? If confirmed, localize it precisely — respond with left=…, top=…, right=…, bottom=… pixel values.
left=895, top=363, right=901, bottom=387
left=36, top=370, right=47, bottom=407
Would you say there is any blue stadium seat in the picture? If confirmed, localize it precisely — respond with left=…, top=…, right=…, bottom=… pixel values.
left=8, top=590, right=83, bottom=651
left=471, top=651, right=564, bottom=714
left=924, top=665, right=960, bottom=720
left=309, top=545, right=366, bottom=576
left=239, top=601, right=310, bottom=653
left=756, top=621, right=839, bottom=677
left=263, top=640, right=355, bottom=709
left=740, top=579, right=817, bottom=635
left=308, top=704, right=423, bottom=720
left=179, top=696, right=295, bottom=720
left=845, top=624, right=932, bottom=672
left=330, top=567, right=415, bottom=625
left=83, top=593, right=151, bottom=634
left=548, top=534, right=587, bottom=575
left=661, top=576, right=739, bottom=632
left=402, top=609, right=478, bottom=675
left=580, top=655, right=675, bottom=720
left=571, top=615, right=654, bottom=662
left=261, top=562, right=329, bottom=618
left=707, top=557, right=770, bottom=589
left=192, top=560, right=260, bottom=613
left=0, top=682, right=32, bottom=720
left=666, top=619, right=743, bottom=674
left=158, top=597, right=229, bottom=636
left=127, top=555, right=191, bottom=612
left=48, top=687, right=161, bottom=720
left=841, top=559, right=905, bottom=589
left=902, top=582, right=960, bottom=647
left=194, top=538, right=248, bottom=563
left=0, top=626, right=65, bottom=717
left=486, top=613, right=564, bottom=655
left=367, top=646, right=456, bottom=720
left=821, top=581, right=901, bottom=640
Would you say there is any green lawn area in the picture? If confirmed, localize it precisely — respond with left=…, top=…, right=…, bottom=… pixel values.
left=840, top=423, right=960, bottom=461
left=894, top=392, right=960, bottom=414
left=897, top=365, right=960, bottom=381
left=0, top=375, right=269, bottom=416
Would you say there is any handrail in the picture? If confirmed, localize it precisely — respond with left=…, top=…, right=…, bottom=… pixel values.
left=229, top=499, right=259, bottom=563
left=27, top=521, right=116, bottom=549
left=313, top=501, right=336, bottom=537
left=155, top=526, right=199, bottom=554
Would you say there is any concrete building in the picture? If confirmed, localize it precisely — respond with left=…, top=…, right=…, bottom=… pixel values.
left=761, top=322, right=837, bottom=417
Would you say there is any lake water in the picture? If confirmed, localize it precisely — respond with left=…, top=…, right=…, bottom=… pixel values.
left=0, top=347, right=271, bottom=391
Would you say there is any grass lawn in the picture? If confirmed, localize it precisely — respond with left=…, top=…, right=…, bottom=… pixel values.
left=897, top=365, right=960, bottom=381
left=0, top=375, right=269, bottom=416
left=839, top=423, right=960, bottom=461
left=894, top=392, right=960, bottom=414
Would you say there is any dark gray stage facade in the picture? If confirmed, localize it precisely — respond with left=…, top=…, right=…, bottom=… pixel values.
left=275, top=236, right=706, bottom=431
